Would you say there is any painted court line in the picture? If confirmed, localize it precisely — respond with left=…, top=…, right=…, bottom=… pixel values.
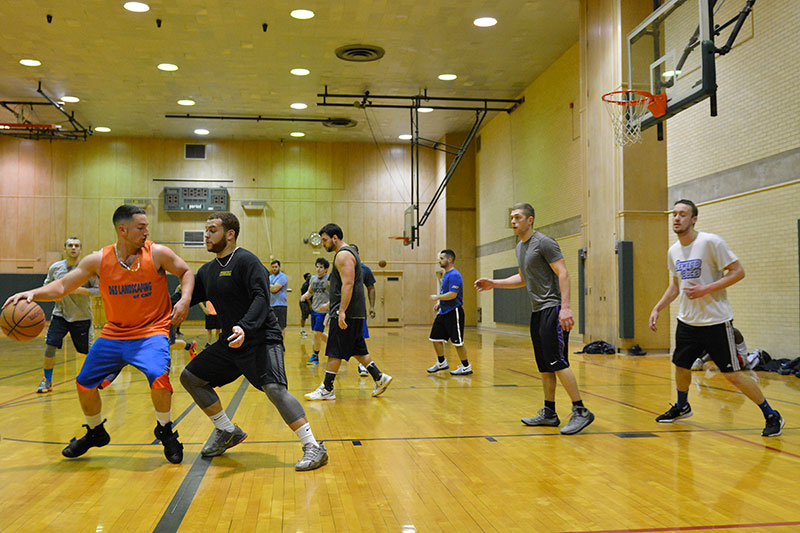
left=565, top=520, right=800, bottom=532
left=152, top=378, right=250, bottom=533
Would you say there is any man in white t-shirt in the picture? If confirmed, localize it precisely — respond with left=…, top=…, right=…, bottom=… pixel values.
left=649, top=199, right=784, bottom=437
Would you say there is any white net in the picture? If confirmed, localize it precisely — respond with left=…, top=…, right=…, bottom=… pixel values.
left=602, top=92, right=651, bottom=147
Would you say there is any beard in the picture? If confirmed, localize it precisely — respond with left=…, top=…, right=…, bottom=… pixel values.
left=207, top=239, right=227, bottom=253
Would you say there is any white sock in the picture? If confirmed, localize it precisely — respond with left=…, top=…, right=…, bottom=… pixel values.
left=155, top=410, right=171, bottom=426
left=85, top=413, right=103, bottom=429
left=294, top=422, right=318, bottom=447
left=210, top=410, right=236, bottom=432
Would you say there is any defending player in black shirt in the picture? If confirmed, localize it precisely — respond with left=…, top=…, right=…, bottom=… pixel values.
left=178, top=212, right=328, bottom=471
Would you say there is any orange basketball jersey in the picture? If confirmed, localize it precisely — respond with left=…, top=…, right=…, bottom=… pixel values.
left=98, top=241, right=172, bottom=339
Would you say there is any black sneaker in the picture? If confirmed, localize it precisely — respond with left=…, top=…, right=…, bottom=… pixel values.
left=62, top=420, right=111, bottom=458
left=655, top=403, right=692, bottom=423
left=154, top=421, right=184, bottom=464
left=762, top=412, right=785, bottom=437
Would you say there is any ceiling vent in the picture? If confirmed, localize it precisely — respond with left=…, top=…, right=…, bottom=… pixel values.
left=322, top=117, right=358, bottom=128
left=335, top=44, right=385, bottom=62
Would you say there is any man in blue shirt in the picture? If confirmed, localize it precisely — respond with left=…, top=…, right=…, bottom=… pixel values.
left=427, top=249, right=471, bottom=375
left=269, top=260, right=289, bottom=338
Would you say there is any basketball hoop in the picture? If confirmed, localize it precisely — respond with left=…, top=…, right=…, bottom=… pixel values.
left=388, top=236, right=410, bottom=246
left=0, top=123, right=59, bottom=130
left=601, top=90, right=667, bottom=146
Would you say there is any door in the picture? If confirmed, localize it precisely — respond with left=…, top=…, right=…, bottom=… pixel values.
left=371, top=271, right=404, bottom=327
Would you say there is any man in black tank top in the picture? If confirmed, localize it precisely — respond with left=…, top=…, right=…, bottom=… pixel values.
left=304, top=223, right=393, bottom=401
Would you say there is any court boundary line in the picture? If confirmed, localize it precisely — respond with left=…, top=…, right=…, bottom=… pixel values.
left=564, top=519, right=800, bottom=532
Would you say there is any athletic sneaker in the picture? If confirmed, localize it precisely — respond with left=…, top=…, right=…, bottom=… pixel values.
left=295, top=442, right=329, bottom=471
left=307, top=353, right=319, bottom=366
left=154, top=421, right=184, bottom=464
left=371, top=373, right=393, bottom=397
left=358, top=363, right=369, bottom=377
left=201, top=426, right=248, bottom=457
left=300, top=330, right=308, bottom=337
left=762, top=412, right=785, bottom=437
left=305, top=385, right=336, bottom=401
left=187, top=340, right=198, bottom=360
left=450, top=364, right=473, bottom=375
left=62, top=420, right=110, bottom=458
left=691, top=358, right=704, bottom=371
left=427, top=359, right=449, bottom=373
left=522, top=408, right=560, bottom=427
left=655, top=403, right=692, bottom=423
left=560, top=406, right=595, bottom=435
left=36, top=377, right=53, bottom=394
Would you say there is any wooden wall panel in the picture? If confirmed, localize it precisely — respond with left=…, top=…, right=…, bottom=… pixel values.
left=0, top=135, right=446, bottom=325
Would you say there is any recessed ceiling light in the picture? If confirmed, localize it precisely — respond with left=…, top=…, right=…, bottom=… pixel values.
left=158, top=63, right=179, bottom=71
left=95, top=127, right=111, bottom=133
left=123, top=2, right=150, bottom=12
left=290, top=68, right=310, bottom=76
left=194, top=128, right=209, bottom=135
left=290, top=102, right=308, bottom=110
left=290, top=131, right=305, bottom=137
left=473, top=17, right=497, bottom=27
left=438, top=73, right=457, bottom=81
left=177, top=99, right=196, bottom=106
left=398, top=134, right=412, bottom=140
left=418, top=107, right=433, bottom=113
left=19, top=59, right=41, bottom=67
left=290, top=9, right=315, bottom=20
left=61, top=96, right=80, bottom=103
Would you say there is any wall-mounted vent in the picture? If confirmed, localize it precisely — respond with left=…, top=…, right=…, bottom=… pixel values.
left=183, top=230, right=205, bottom=247
left=185, top=144, right=206, bottom=160
left=322, top=117, right=358, bottom=128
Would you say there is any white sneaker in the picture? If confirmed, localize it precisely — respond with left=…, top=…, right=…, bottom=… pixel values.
left=450, top=364, right=473, bottom=375
left=358, top=363, right=368, bottom=377
left=427, top=359, right=449, bottom=373
left=691, top=358, right=704, bottom=371
left=300, top=330, right=307, bottom=337
left=304, top=384, right=336, bottom=401
left=372, top=373, right=393, bottom=397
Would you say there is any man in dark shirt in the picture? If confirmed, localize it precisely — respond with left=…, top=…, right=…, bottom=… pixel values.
left=350, top=244, right=376, bottom=377
left=305, top=223, right=392, bottom=400
left=179, top=212, right=328, bottom=471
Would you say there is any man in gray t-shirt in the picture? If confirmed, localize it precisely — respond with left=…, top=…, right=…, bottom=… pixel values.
left=476, top=202, right=594, bottom=435
left=301, top=257, right=331, bottom=365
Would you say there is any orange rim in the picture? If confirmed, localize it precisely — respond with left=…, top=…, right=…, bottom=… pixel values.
left=601, top=90, right=652, bottom=106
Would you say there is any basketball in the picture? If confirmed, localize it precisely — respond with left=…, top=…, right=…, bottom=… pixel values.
left=378, top=260, right=387, bottom=268
left=0, top=300, right=46, bottom=341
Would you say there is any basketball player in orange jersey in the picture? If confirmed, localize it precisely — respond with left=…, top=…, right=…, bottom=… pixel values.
left=3, top=205, right=195, bottom=463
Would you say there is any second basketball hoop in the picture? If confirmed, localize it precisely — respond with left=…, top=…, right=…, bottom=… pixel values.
left=602, top=90, right=667, bottom=146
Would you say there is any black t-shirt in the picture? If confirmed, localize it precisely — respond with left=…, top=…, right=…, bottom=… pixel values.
left=191, top=248, right=283, bottom=347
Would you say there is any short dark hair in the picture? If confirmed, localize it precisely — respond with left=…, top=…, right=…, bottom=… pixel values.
left=112, top=205, right=146, bottom=227
left=440, top=249, right=456, bottom=262
left=674, top=199, right=698, bottom=217
left=319, top=223, right=343, bottom=240
left=271, top=259, right=281, bottom=267
left=64, top=237, right=81, bottom=247
left=208, top=211, right=240, bottom=239
left=315, top=257, right=330, bottom=269
left=512, top=202, right=535, bottom=220
left=350, top=243, right=359, bottom=253
left=303, top=272, right=311, bottom=281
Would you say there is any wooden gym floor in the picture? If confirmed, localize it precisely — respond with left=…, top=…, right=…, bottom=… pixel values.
left=1, top=325, right=799, bottom=532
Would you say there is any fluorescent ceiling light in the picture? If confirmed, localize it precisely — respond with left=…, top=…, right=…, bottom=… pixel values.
left=158, top=63, right=179, bottom=71
left=19, top=59, right=41, bottom=67
left=418, top=107, right=433, bottom=113
left=123, top=2, right=150, bottom=13
left=95, top=127, right=111, bottom=133
left=290, top=9, right=315, bottom=19
left=290, top=102, right=308, bottom=110
left=61, top=96, right=80, bottom=103
left=290, top=131, right=305, bottom=137
left=438, top=73, right=457, bottom=81
left=194, top=128, right=209, bottom=135
left=290, top=68, right=310, bottom=76
left=177, top=99, right=196, bottom=106
left=398, top=134, right=412, bottom=140
left=473, top=17, right=497, bottom=27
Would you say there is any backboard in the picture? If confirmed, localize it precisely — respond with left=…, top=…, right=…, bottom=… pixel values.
left=627, top=0, right=715, bottom=130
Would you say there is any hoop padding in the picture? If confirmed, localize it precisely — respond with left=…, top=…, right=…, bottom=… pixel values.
left=602, top=91, right=667, bottom=146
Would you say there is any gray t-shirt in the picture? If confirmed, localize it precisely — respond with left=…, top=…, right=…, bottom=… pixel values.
left=309, top=273, right=330, bottom=313
left=516, top=232, right=563, bottom=312
left=45, top=259, right=100, bottom=322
